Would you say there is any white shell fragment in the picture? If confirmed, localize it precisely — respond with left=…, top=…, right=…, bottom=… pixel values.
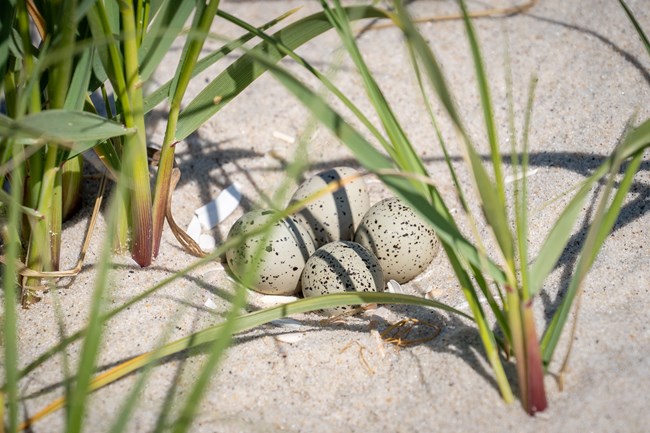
left=301, top=241, right=384, bottom=315
left=186, top=183, right=241, bottom=243
left=290, top=167, right=370, bottom=247
left=199, top=234, right=216, bottom=252
left=354, top=197, right=440, bottom=284
left=226, top=210, right=316, bottom=295
left=274, top=333, right=304, bottom=344
left=195, top=183, right=242, bottom=230
left=204, top=298, right=218, bottom=310
left=272, top=130, right=296, bottom=144
left=256, top=294, right=300, bottom=307
left=386, top=279, right=404, bottom=294
left=187, top=216, right=202, bottom=243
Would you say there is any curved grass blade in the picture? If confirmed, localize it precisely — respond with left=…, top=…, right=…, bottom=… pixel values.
left=64, top=159, right=128, bottom=433
left=541, top=147, right=646, bottom=366
left=63, top=41, right=94, bottom=111
left=138, top=0, right=195, bottom=82
left=528, top=117, right=650, bottom=297
left=324, top=1, right=426, bottom=184
left=141, top=7, right=300, bottom=114
left=175, top=5, right=388, bottom=141
left=246, top=22, right=514, bottom=400
left=19, top=292, right=469, bottom=430
left=218, top=8, right=393, bottom=154
left=458, top=0, right=513, bottom=265
left=249, top=42, right=506, bottom=285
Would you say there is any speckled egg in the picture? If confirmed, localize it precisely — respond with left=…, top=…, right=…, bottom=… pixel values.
left=226, top=210, right=316, bottom=295
left=354, top=197, right=439, bottom=284
left=290, top=167, right=370, bottom=247
left=301, top=241, right=384, bottom=315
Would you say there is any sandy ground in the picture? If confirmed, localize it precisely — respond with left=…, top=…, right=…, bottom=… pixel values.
left=8, top=0, right=650, bottom=431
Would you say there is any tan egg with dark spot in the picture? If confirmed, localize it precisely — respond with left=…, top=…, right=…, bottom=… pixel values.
left=226, top=210, right=316, bottom=295
left=301, top=241, right=384, bottom=315
left=290, top=167, right=370, bottom=247
left=354, top=197, right=439, bottom=284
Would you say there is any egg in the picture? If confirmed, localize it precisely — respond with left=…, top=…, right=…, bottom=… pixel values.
left=301, top=241, right=384, bottom=315
left=354, top=197, right=439, bottom=284
left=226, top=210, right=316, bottom=295
left=290, top=167, right=370, bottom=247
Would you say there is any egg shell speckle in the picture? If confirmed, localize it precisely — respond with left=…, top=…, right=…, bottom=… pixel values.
left=290, top=167, right=370, bottom=247
left=354, top=197, right=439, bottom=284
left=301, top=241, right=384, bottom=315
left=226, top=210, right=316, bottom=295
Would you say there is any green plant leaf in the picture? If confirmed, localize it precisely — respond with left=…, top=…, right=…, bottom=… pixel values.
left=64, top=44, right=95, bottom=111
left=141, top=8, right=299, bottom=114
left=0, top=110, right=133, bottom=149
left=541, top=146, right=646, bottom=366
left=528, top=117, right=650, bottom=297
left=457, top=0, right=513, bottom=264
left=175, top=5, right=387, bottom=141
left=138, top=0, right=195, bottom=82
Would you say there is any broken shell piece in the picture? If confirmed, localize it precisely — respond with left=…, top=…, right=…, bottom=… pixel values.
left=274, top=333, right=304, bottom=344
left=272, top=130, right=295, bottom=144
left=386, top=280, right=404, bottom=294
left=256, top=294, right=300, bottom=307
left=187, top=216, right=202, bottom=243
left=199, top=234, right=216, bottom=252
left=194, top=183, right=242, bottom=230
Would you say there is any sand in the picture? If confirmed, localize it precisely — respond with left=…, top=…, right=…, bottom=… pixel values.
left=9, top=0, right=650, bottom=432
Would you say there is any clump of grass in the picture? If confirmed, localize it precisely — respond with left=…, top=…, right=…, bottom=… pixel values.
left=2, top=0, right=650, bottom=430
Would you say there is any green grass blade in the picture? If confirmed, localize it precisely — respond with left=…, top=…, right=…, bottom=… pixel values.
left=459, top=0, right=506, bottom=202
left=170, top=282, right=246, bottom=433
left=394, top=2, right=514, bottom=277
left=618, top=0, right=650, bottom=59
left=151, top=0, right=221, bottom=257
left=107, top=306, right=193, bottom=433
left=175, top=5, right=387, bottom=141
left=141, top=8, right=299, bottom=114
left=541, top=147, right=645, bottom=365
left=408, top=41, right=472, bottom=216
left=457, top=0, right=513, bottom=265
left=86, top=1, right=126, bottom=109
left=529, top=118, right=650, bottom=296
left=20, top=292, right=469, bottom=429
left=514, top=76, right=538, bottom=298
left=63, top=43, right=94, bottom=111
left=445, top=244, right=514, bottom=402
left=2, top=140, right=23, bottom=433
left=64, top=157, right=134, bottom=433
left=217, top=8, right=394, bottom=155
left=324, top=0, right=425, bottom=180
left=138, top=0, right=195, bottom=82
left=255, top=48, right=506, bottom=284
left=394, top=3, right=465, bottom=134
